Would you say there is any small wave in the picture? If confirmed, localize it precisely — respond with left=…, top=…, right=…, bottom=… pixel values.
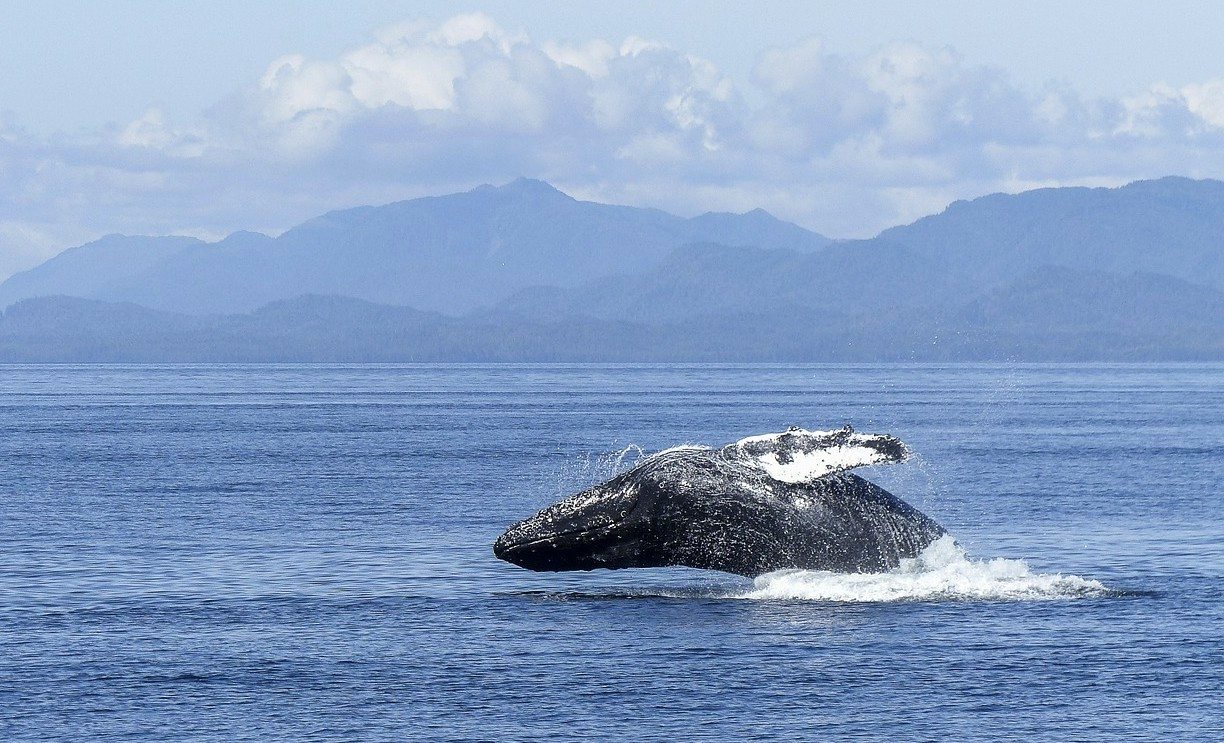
left=739, top=536, right=1110, bottom=603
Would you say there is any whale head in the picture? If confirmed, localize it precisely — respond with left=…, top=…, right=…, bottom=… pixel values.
left=493, top=469, right=666, bottom=572
left=492, top=445, right=813, bottom=575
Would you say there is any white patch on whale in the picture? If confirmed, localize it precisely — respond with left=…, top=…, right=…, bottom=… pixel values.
left=751, top=443, right=895, bottom=483
left=725, top=427, right=907, bottom=483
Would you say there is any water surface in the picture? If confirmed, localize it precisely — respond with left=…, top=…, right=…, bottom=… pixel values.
left=1, top=364, right=1220, bottom=741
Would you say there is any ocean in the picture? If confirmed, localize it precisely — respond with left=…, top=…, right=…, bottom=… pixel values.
left=1, top=363, right=1220, bottom=741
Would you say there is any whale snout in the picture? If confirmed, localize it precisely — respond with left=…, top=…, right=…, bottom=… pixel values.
left=492, top=524, right=614, bottom=571
left=492, top=520, right=564, bottom=570
left=494, top=482, right=651, bottom=572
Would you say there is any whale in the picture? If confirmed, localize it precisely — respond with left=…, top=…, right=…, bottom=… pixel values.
left=493, top=426, right=946, bottom=577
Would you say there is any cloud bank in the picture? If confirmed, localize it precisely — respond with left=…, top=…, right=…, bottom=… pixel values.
left=5, top=12, right=1224, bottom=279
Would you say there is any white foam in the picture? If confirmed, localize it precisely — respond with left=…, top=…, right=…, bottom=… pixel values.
left=738, top=536, right=1110, bottom=602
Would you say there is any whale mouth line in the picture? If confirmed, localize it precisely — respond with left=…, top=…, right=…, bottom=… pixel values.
left=496, top=524, right=622, bottom=554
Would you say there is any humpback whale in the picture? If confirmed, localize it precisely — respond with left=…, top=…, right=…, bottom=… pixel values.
left=493, top=426, right=945, bottom=577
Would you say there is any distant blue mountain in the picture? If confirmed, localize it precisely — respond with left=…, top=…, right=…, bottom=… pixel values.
left=870, top=175, right=1224, bottom=292
left=3, top=267, right=1220, bottom=361
left=0, top=234, right=206, bottom=310
left=0, top=178, right=828, bottom=315
left=492, top=176, right=1224, bottom=324
left=1, top=176, right=1223, bottom=360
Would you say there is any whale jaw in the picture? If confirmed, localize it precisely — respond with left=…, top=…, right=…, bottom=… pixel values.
left=493, top=527, right=651, bottom=572
left=493, top=478, right=659, bottom=572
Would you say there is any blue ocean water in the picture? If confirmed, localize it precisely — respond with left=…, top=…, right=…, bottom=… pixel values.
left=1, top=363, right=1220, bottom=741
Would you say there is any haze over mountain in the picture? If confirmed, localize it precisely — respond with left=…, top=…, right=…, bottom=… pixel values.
left=0, top=178, right=829, bottom=316
left=1, top=176, right=1222, bottom=361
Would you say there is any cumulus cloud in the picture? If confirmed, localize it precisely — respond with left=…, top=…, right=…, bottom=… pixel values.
left=5, top=12, right=1224, bottom=278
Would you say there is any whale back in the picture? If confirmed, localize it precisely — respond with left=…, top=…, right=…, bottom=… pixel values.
left=629, top=449, right=944, bottom=576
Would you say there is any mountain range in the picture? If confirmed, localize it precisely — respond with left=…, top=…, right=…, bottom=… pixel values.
left=0, top=178, right=828, bottom=316
left=2, top=176, right=1222, bottom=361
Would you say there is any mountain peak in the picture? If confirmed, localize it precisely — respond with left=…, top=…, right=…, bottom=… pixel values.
left=694, top=207, right=776, bottom=220
left=1118, top=175, right=1224, bottom=197
left=216, top=230, right=274, bottom=249
left=474, top=177, right=572, bottom=200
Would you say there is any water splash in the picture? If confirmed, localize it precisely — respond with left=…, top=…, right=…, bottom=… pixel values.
left=739, top=536, right=1110, bottom=602
left=548, top=444, right=648, bottom=499
left=607, top=444, right=646, bottom=474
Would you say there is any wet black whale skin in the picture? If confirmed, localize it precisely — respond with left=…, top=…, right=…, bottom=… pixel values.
left=494, top=448, right=946, bottom=577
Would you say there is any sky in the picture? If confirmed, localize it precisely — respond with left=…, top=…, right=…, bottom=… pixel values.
left=3, top=0, right=1224, bottom=279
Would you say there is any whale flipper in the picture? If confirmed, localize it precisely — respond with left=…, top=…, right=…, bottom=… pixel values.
left=718, top=425, right=909, bottom=484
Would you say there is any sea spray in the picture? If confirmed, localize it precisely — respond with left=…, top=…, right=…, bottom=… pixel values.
left=547, top=443, right=649, bottom=501
left=740, top=536, right=1109, bottom=602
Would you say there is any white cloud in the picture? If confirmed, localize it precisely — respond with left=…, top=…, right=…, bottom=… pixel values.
left=1114, top=79, right=1224, bottom=137
left=258, top=54, right=357, bottom=122
left=342, top=43, right=463, bottom=110
left=428, top=12, right=525, bottom=50
left=6, top=14, right=1224, bottom=280
left=542, top=39, right=617, bottom=78
left=1182, top=79, right=1224, bottom=128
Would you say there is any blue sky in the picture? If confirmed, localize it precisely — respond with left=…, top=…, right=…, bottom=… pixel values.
left=3, top=1, right=1224, bottom=279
